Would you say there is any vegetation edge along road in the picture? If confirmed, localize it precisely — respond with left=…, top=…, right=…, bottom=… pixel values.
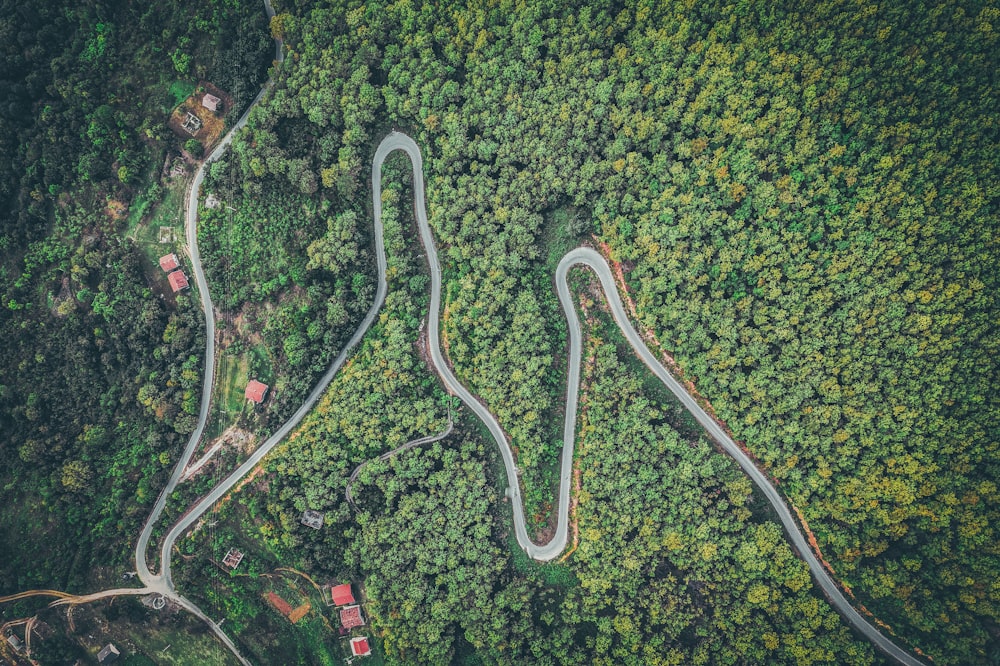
left=134, top=0, right=285, bottom=588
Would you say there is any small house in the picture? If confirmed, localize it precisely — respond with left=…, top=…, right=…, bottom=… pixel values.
left=202, top=93, right=221, bottom=112
left=167, top=270, right=190, bottom=292
left=340, top=604, right=365, bottom=630
left=350, top=636, right=371, bottom=657
left=97, top=643, right=121, bottom=663
left=205, top=192, right=220, bottom=209
left=330, top=583, right=355, bottom=607
left=6, top=634, right=24, bottom=653
left=245, top=379, right=269, bottom=404
left=300, top=509, right=324, bottom=530
left=159, top=253, right=180, bottom=272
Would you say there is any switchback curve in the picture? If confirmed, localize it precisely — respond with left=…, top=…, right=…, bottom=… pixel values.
left=373, top=133, right=927, bottom=665
left=160, top=131, right=925, bottom=666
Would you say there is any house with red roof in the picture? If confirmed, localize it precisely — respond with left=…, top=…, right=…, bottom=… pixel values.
left=245, top=380, right=269, bottom=404
left=350, top=636, right=371, bottom=657
left=340, top=605, right=365, bottom=630
left=330, top=583, right=355, bottom=607
left=167, top=270, right=189, bottom=292
left=159, top=253, right=180, bottom=272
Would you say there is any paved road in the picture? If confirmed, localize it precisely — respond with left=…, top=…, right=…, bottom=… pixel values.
left=374, top=134, right=923, bottom=664
left=127, top=2, right=284, bottom=663
left=556, top=248, right=925, bottom=665
left=153, top=131, right=925, bottom=665
left=135, top=0, right=285, bottom=588
left=372, top=134, right=571, bottom=560
left=2, top=5, right=279, bottom=665
left=156, top=132, right=395, bottom=590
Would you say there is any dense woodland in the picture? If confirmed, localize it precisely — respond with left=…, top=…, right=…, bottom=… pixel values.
left=1, top=0, right=997, bottom=664
left=196, top=152, right=376, bottom=425
left=179, top=160, right=878, bottom=664
left=0, top=0, right=269, bottom=592
left=202, top=0, right=995, bottom=662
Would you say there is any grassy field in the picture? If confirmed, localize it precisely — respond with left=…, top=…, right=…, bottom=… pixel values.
left=24, top=598, right=239, bottom=666
left=165, top=80, right=196, bottom=114
left=130, top=181, right=186, bottom=254
left=217, top=350, right=250, bottom=418
left=121, top=617, right=238, bottom=666
left=200, top=346, right=249, bottom=444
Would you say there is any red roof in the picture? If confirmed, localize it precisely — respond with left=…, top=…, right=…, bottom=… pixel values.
left=350, top=637, right=371, bottom=657
left=340, top=605, right=364, bottom=629
left=167, top=270, right=189, bottom=292
left=159, top=253, right=179, bottom=272
left=245, top=380, right=269, bottom=403
left=330, top=584, right=355, bottom=606
left=267, top=592, right=293, bottom=616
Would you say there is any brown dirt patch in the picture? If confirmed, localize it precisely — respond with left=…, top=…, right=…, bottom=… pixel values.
left=266, top=592, right=293, bottom=617
left=105, top=199, right=127, bottom=221
left=166, top=81, right=231, bottom=152
left=288, top=602, right=310, bottom=624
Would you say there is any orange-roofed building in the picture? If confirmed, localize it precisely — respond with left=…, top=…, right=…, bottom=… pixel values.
left=245, top=379, right=269, bottom=404
left=340, top=605, right=365, bottom=630
left=167, top=270, right=189, bottom=292
left=330, top=583, right=355, bottom=607
left=350, top=637, right=371, bottom=657
left=159, top=253, right=180, bottom=272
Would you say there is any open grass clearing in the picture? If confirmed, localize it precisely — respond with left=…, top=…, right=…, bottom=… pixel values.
left=120, top=617, right=237, bottom=666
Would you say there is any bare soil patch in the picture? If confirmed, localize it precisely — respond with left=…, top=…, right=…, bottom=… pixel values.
left=166, top=82, right=232, bottom=152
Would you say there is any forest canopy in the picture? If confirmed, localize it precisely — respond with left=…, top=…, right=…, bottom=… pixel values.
left=220, top=0, right=996, bottom=662
left=0, top=0, right=996, bottom=664
left=0, top=0, right=269, bottom=590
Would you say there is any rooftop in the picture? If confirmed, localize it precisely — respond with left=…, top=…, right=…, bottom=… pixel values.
left=181, top=111, right=202, bottom=135
left=98, top=643, right=121, bottom=663
left=330, top=583, right=355, bottom=607
left=245, top=379, right=269, bottom=404
left=202, top=93, right=221, bottom=112
left=301, top=509, right=325, bottom=530
left=159, top=253, right=179, bottom=272
left=167, top=270, right=189, bottom=292
left=340, top=604, right=365, bottom=630
left=350, top=636, right=372, bottom=657
left=222, top=548, right=245, bottom=570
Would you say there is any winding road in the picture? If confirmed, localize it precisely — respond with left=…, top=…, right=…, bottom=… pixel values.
left=134, top=0, right=285, bottom=588
left=2, top=8, right=926, bottom=661
left=168, top=132, right=922, bottom=664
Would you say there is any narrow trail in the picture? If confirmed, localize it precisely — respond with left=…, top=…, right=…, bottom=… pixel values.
left=345, top=418, right=454, bottom=508
left=0, top=590, right=73, bottom=604
left=46, top=588, right=152, bottom=608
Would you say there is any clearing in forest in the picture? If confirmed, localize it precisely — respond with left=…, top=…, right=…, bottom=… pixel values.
left=167, top=82, right=232, bottom=152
